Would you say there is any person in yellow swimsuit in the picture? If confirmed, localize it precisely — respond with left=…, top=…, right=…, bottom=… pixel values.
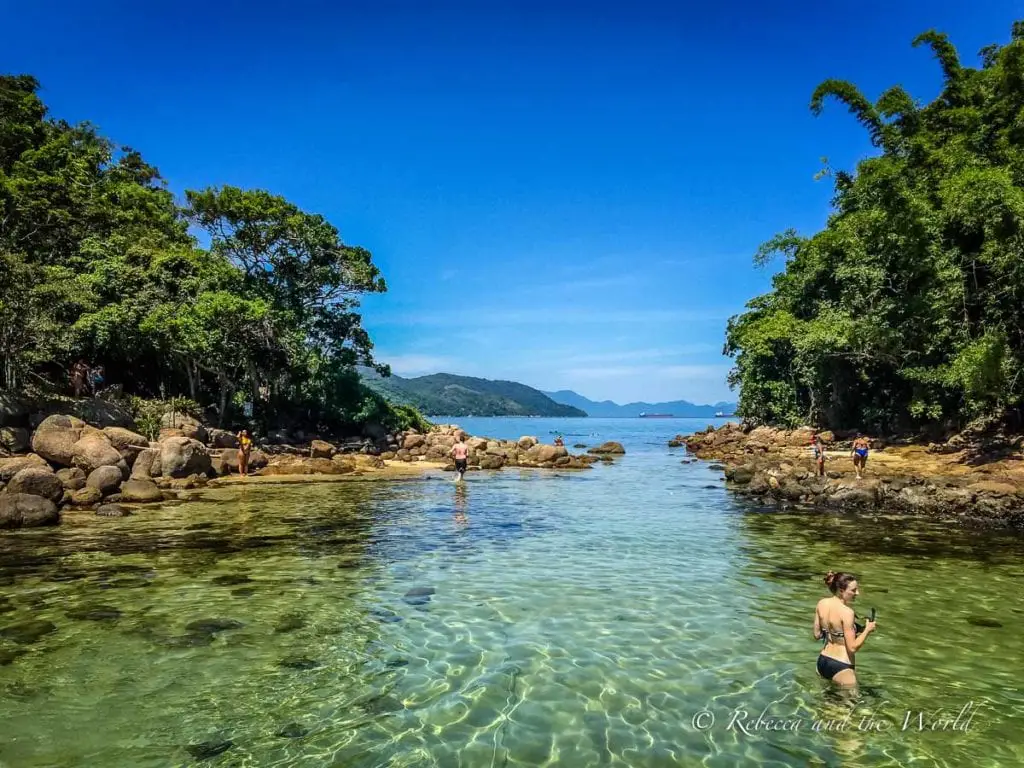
left=237, top=430, right=253, bottom=476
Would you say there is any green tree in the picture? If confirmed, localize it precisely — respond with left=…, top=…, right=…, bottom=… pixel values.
left=726, top=21, right=1024, bottom=433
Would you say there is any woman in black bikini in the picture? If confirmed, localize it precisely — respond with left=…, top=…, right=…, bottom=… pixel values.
left=813, top=571, right=876, bottom=686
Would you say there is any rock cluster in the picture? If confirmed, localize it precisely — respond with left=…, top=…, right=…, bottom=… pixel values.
left=672, top=423, right=1024, bottom=526
left=0, top=400, right=627, bottom=529
left=391, top=425, right=609, bottom=471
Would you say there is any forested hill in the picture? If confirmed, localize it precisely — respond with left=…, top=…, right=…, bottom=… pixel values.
left=544, top=390, right=736, bottom=418
left=0, top=74, right=424, bottom=435
left=360, top=370, right=587, bottom=417
left=725, top=21, right=1024, bottom=435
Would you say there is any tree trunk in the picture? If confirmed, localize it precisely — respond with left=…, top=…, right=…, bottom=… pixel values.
left=218, top=374, right=231, bottom=428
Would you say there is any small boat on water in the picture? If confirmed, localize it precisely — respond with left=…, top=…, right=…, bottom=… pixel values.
left=639, top=412, right=674, bottom=418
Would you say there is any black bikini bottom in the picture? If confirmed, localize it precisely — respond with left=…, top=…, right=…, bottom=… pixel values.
left=817, top=654, right=854, bottom=680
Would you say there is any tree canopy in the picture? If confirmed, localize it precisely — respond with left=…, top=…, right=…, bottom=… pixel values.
left=725, top=21, right=1024, bottom=434
left=0, top=74, right=413, bottom=433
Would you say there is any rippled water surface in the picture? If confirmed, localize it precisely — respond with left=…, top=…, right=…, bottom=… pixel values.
left=1, top=417, right=1023, bottom=767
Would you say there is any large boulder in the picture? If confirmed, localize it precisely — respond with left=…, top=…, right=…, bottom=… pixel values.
left=260, top=456, right=354, bottom=476
left=207, top=428, right=239, bottom=449
left=588, top=441, right=625, bottom=455
left=220, top=448, right=268, bottom=474
left=402, top=434, right=426, bottom=450
left=478, top=455, right=504, bottom=470
left=31, top=415, right=89, bottom=466
left=0, top=454, right=50, bottom=483
left=526, top=444, right=568, bottom=464
left=119, top=478, right=163, bottom=503
left=160, top=437, right=211, bottom=478
left=71, top=432, right=125, bottom=474
left=56, top=467, right=87, bottom=491
left=101, top=427, right=149, bottom=464
left=86, top=466, right=124, bottom=496
left=0, top=494, right=59, bottom=529
left=7, top=467, right=63, bottom=503
left=0, top=426, right=31, bottom=456
left=130, top=448, right=162, bottom=479
left=310, top=440, right=336, bottom=459
left=517, top=436, right=538, bottom=450
left=159, top=413, right=208, bottom=444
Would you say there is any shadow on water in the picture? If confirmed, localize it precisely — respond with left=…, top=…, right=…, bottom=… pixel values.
left=732, top=501, right=1024, bottom=566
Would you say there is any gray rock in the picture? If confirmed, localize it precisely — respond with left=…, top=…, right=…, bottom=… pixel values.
left=130, top=447, right=161, bottom=479
left=71, top=431, right=124, bottom=474
left=30, top=414, right=89, bottom=466
left=119, top=478, right=163, bottom=503
left=7, top=467, right=64, bottom=503
left=0, top=454, right=50, bottom=482
left=101, top=426, right=149, bottom=464
left=87, top=465, right=124, bottom=496
left=56, top=467, right=87, bottom=491
left=0, top=493, right=60, bottom=528
left=160, top=436, right=211, bottom=478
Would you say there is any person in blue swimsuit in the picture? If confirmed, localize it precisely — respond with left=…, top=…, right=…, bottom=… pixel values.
left=851, top=436, right=870, bottom=479
left=814, top=571, right=876, bottom=686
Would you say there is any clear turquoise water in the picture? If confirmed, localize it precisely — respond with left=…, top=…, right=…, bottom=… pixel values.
left=1, top=417, right=1023, bottom=767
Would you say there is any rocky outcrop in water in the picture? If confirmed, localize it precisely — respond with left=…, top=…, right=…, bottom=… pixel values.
left=674, top=423, right=1024, bottom=527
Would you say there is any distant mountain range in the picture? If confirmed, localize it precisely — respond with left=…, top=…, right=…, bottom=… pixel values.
left=360, top=369, right=586, bottom=417
left=543, top=390, right=736, bottom=418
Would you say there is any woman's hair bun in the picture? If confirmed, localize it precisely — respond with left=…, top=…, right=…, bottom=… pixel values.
left=824, top=571, right=837, bottom=587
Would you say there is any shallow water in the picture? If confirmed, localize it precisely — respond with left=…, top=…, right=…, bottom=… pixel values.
left=1, top=417, right=1023, bottom=767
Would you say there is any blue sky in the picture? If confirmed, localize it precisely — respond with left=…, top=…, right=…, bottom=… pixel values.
left=6, top=1, right=1020, bottom=404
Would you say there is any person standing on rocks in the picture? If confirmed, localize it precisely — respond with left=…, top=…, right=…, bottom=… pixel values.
left=851, top=436, right=870, bottom=479
left=237, top=430, right=253, bottom=476
left=812, top=434, right=826, bottom=477
left=451, top=437, right=469, bottom=482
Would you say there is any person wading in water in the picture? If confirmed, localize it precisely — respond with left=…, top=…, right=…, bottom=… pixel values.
left=451, top=437, right=469, bottom=482
left=813, top=571, right=877, bottom=687
left=851, top=436, right=870, bottom=479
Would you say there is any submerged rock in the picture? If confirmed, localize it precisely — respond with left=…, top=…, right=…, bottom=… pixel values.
left=279, top=656, right=321, bottom=670
left=273, top=614, right=307, bottom=634
left=66, top=606, right=122, bottom=622
left=276, top=723, right=309, bottom=739
left=211, top=574, right=252, bottom=586
left=403, top=586, right=435, bottom=606
left=231, top=587, right=257, bottom=598
left=0, top=648, right=25, bottom=666
left=95, top=504, right=131, bottom=518
left=185, top=618, right=244, bottom=634
left=0, top=619, right=57, bottom=644
left=185, top=740, right=233, bottom=761
left=65, top=606, right=121, bottom=626
left=966, top=616, right=1003, bottom=628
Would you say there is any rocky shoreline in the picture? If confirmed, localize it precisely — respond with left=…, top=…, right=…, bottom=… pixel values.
left=0, top=401, right=625, bottom=529
left=675, top=423, right=1024, bottom=527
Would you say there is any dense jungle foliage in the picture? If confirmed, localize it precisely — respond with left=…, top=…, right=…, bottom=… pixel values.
left=725, top=21, right=1024, bottom=434
left=0, top=75, right=426, bottom=434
